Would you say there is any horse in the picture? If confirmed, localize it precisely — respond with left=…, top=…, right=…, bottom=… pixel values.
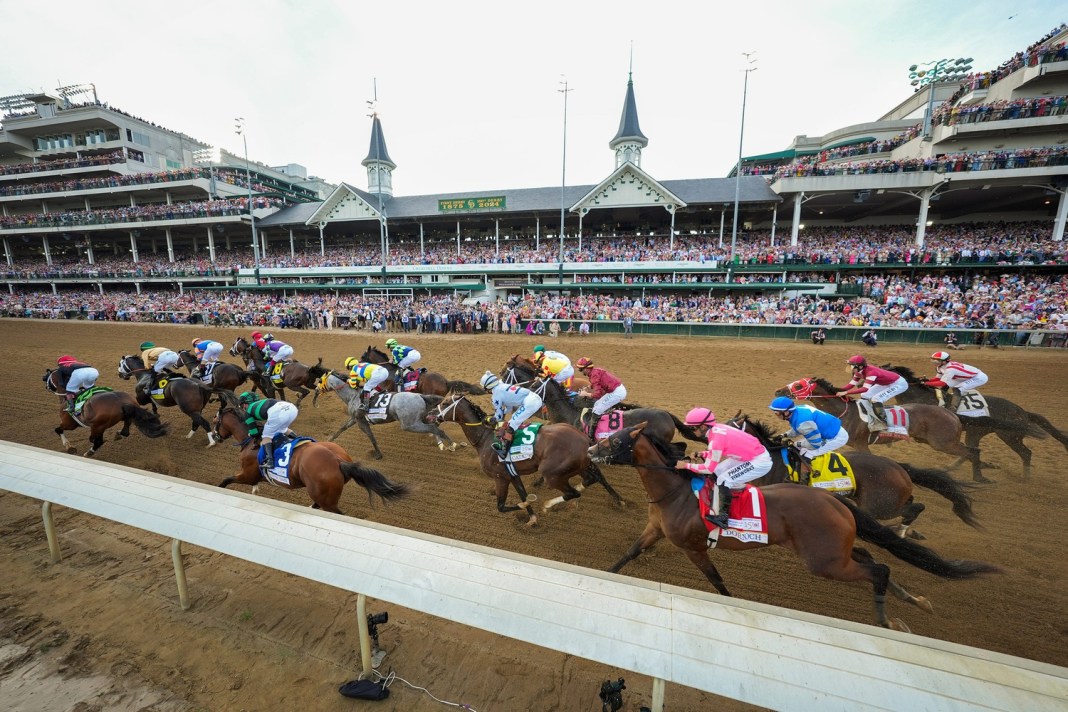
left=229, top=337, right=327, bottom=405
left=314, top=371, right=457, bottom=459
left=727, top=414, right=982, bottom=536
left=501, top=356, right=704, bottom=444
left=884, top=364, right=1068, bottom=480
left=211, top=393, right=411, bottom=515
left=588, top=422, right=1002, bottom=631
left=43, top=368, right=169, bottom=456
left=175, top=349, right=257, bottom=394
left=117, top=354, right=219, bottom=446
left=359, top=345, right=486, bottom=396
left=777, top=377, right=987, bottom=483
left=427, top=394, right=623, bottom=526
left=506, top=354, right=590, bottom=392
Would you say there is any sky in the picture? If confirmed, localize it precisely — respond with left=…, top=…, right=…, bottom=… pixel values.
left=0, top=1, right=1063, bottom=197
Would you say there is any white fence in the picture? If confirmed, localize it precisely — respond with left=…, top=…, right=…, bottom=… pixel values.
left=2, top=441, right=1066, bottom=712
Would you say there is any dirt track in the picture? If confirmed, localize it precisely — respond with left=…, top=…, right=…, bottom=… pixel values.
left=2, top=319, right=1066, bottom=711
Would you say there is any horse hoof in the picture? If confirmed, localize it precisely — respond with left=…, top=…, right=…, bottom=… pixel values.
left=438, top=443, right=445, bottom=451
left=66, top=446, right=77, bottom=455
left=914, top=596, right=934, bottom=614
left=206, top=438, right=217, bottom=448
left=84, top=450, right=96, bottom=458
left=186, top=430, right=196, bottom=439
left=974, top=475, right=995, bottom=484
left=906, top=529, right=926, bottom=541
left=448, top=444, right=457, bottom=452
left=886, top=618, right=911, bottom=633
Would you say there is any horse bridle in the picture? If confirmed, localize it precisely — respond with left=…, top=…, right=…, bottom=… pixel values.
left=429, top=395, right=487, bottom=427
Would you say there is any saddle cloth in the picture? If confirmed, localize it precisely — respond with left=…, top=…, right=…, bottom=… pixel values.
left=954, top=390, right=990, bottom=418
left=400, top=368, right=423, bottom=392
left=73, top=386, right=112, bottom=414
left=691, top=481, right=769, bottom=545
left=505, top=422, right=543, bottom=462
left=269, top=361, right=287, bottom=384
left=780, top=450, right=856, bottom=494
left=857, top=400, right=909, bottom=439
left=366, top=392, right=393, bottom=422
left=582, top=408, right=627, bottom=440
left=257, top=436, right=314, bottom=486
left=197, top=362, right=217, bottom=384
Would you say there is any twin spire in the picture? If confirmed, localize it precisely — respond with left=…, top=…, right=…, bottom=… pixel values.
left=362, top=63, right=646, bottom=196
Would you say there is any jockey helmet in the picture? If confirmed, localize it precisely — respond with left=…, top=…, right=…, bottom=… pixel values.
left=847, top=354, right=867, bottom=368
left=931, top=351, right=951, bottom=362
left=344, top=357, right=360, bottom=370
left=683, top=407, right=716, bottom=427
left=237, top=391, right=257, bottom=405
left=192, top=338, right=201, bottom=347
left=139, top=341, right=154, bottom=351
left=533, top=345, right=545, bottom=354
left=57, top=355, right=77, bottom=366
left=386, top=338, right=398, bottom=349
left=479, top=371, right=500, bottom=390
left=575, top=357, right=594, bottom=369
left=263, top=333, right=275, bottom=342
left=769, top=396, right=795, bottom=412
left=251, top=331, right=263, bottom=340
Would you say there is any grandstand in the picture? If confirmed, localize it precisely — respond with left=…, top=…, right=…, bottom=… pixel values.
left=1, top=26, right=1067, bottom=320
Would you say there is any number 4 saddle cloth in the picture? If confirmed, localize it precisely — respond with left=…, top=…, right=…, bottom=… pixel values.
left=779, top=450, right=857, bottom=494
left=691, top=481, right=769, bottom=546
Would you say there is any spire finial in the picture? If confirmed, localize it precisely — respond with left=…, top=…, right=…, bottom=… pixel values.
left=628, top=41, right=634, bottom=83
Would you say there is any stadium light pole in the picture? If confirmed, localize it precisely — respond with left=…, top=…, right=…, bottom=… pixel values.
left=908, top=57, right=973, bottom=139
left=729, top=52, right=757, bottom=277
left=234, top=118, right=260, bottom=269
left=558, top=76, right=572, bottom=264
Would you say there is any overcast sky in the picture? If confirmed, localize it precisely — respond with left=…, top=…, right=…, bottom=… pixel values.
left=0, top=1, right=1061, bottom=196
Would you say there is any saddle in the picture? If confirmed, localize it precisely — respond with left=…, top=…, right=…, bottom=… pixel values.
left=72, top=386, right=112, bottom=414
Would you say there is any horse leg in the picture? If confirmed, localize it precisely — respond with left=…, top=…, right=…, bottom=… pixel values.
left=852, top=546, right=933, bottom=615
left=582, top=462, right=624, bottom=507
left=542, top=481, right=583, bottom=512
left=898, top=499, right=927, bottom=540
left=328, top=416, right=358, bottom=442
left=995, top=432, right=1033, bottom=480
left=492, top=476, right=524, bottom=514
left=681, top=549, right=732, bottom=597
left=356, top=418, right=384, bottom=460
left=608, top=522, right=665, bottom=574
left=293, top=387, right=309, bottom=406
left=86, top=429, right=106, bottom=457
left=187, top=412, right=215, bottom=446
left=811, top=546, right=899, bottom=630
left=55, top=423, right=76, bottom=454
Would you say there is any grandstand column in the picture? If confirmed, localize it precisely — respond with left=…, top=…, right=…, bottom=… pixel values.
left=2, top=238, right=11, bottom=267
left=261, top=230, right=268, bottom=257
left=456, top=220, right=460, bottom=256
left=578, top=214, right=584, bottom=251
left=85, top=235, right=94, bottom=265
left=129, top=232, right=139, bottom=263
left=669, top=208, right=676, bottom=249
left=165, top=228, right=175, bottom=262
left=719, top=208, right=726, bottom=247
left=206, top=226, right=216, bottom=263
left=312, top=225, right=318, bottom=257
left=790, top=193, right=804, bottom=246
left=42, top=235, right=51, bottom=266
left=535, top=216, right=540, bottom=250
left=915, top=187, right=936, bottom=248
left=1053, top=188, right=1067, bottom=242
left=129, top=194, right=135, bottom=207
left=419, top=223, right=424, bottom=256
left=770, top=204, right=778, bottom=246
left=495, top=219, right=499, bottom=256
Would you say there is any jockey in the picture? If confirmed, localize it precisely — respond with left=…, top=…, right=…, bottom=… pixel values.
left=923, top=352, right=988, bottom=412
left=345, top=357, right=389, bottom=409
left=55, top=355, right=100, bottom=413
left=575, top=357, right=627, bottom=440
left=137, top=341, right=179, bottom=392
left=190, top=337, right=223, bottom=379
left=769, top=396, right=849, bottom=479
left=532, top=344, right=574, bottom=387
left=836, top=355, right=908, bottom=427
left=480, top=371, right=543, bottom=458
left=261, top=334, right=293, bottom=376
left=675, top=407, right=772, bottom=529
left=237, top=391, right=299, bottom=478
left=385, top=337, right=421, bottom=386
left=251, top=330, right=268, bottom=351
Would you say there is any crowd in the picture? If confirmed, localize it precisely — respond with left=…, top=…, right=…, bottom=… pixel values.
left=0, top=196, right=280, bottom=230
left=0, top=151, right=126, bottom=176
left=3, top=271, right=1066, bottom=335
left=0, top=167, right=276, bottom=198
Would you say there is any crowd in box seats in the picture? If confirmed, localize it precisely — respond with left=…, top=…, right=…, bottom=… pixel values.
left=0, top=167, right=271, bottom=197
left=0, top=196, right=280, bottom=229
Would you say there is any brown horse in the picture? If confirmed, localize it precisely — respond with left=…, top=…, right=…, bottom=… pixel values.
left=360, top=346, right=486, bottom=396
left=43, top=368, right=168, bottom=456
left=589, top=422, right=1001, bottom=630
left=427, top=394, right=623, bottom=526
left=175, top=349, right=257, bottom=394
left=728, top=414, right=982, bottom=536
left=777, top=377, right=987, bottom=483
left=229, top=337, right=327, bottom=405
left=502, top=356, right=705, bottom=444
left=117, top=354, right=219, bottom=446
left=884, top=364, right=1068, bottom=480
left=507, top=354, right=590, bottom=392
left=211, top=394, right=412, bottom=515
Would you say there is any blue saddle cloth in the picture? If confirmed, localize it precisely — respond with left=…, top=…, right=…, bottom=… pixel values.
left=258, top=436, right=315, bottom=469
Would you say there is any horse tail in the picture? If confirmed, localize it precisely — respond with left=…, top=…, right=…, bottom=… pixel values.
left=899, top=463, right=983, bottom=530
left=122, top=403, right=169, bottom=439
left=670, top=413, right=705, bottom=443
left=843, top=497, right=1002, bottom=579
left=339, top=461, right=412, bottom=503
left=446, top=380, right=486, bottom=395
left=1027, top=411, right=1066, bottom=446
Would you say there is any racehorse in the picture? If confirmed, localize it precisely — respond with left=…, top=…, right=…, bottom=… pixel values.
left=211, top=393, right=411, bottom=515
left=314, top=371, right=456, bottom=459
left=359, top=346, right=486, bottom=396
left=428, top=394, right=623, bottom=526
left=117, top=354, right=218, bottom=446
left=588, top=422, right=1001, bottom=630
left=884, top=364, right=1068, bottom=480
left=229, top=337, right=328, bottom=405
left=175, top=349, right=258, bottom=394
left=727, top=414, right=982, bottom=536
left=43, top=368, right=169, bottom=456
left=777, top=377, right=987, bottom=483
left=501, top=356, right=704, bottom=444
left=506, top=354, right=590, bottom=392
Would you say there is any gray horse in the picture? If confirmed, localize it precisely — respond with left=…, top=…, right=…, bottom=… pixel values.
left=315, top=371, right=457, bottom=459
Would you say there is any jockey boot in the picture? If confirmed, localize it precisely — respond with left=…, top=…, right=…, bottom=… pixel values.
left=261, top=438, right=275, bottom=477
left=492, top=426, right=514, bottom=458
left=872, top=401, right=887, bottom=426
left=945, top=388, right=962, bottom=412
left=798, top=457, right=813, bottom=486
left=63, top=392, right=76, bottom=413
left=705, top=484, right=732, bottom=529
left=584, top=411, right=599, bottom=441
left=136, top=372, right=153, bottom=394
left=190, top=364, right=203, bottom=379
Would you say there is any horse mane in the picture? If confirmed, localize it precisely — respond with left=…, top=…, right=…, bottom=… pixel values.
left=812, top=376, right=837, bottom=393
left=740, top=417, right=778, bottom=444
left=884, top=363, right=920, bottom=382
left=641, top=431, right=680, bottom=468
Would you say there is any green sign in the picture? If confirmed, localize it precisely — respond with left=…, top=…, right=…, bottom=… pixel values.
left=438, top=196, right=507, bottom=213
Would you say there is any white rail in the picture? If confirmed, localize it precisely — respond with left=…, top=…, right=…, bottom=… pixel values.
left=1, top=441, right=1065, bottom=712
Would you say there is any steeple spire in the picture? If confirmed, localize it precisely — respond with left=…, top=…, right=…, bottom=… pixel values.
left=609, top=49, right=648, bottom=169
left=361, top=111, right=397, bottom=197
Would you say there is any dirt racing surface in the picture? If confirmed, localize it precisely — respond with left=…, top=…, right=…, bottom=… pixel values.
left=1, top=319, right=1066, bottom=712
